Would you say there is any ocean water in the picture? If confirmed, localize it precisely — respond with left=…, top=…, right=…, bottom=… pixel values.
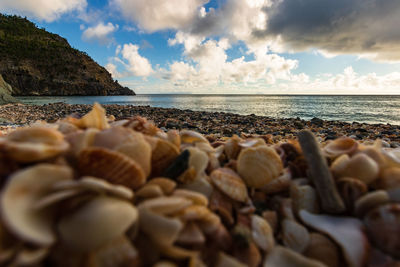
left=15, top=94, right=400, bottom=126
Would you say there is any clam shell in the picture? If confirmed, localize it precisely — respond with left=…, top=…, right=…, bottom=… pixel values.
left=0, top=127, right=69, bottom=162
left=337, top=153, right=379, bottom=184
left=215, top=252, right=247, bottom=267
left=237, top=145, right=283, bottom=188
left=167, top=130, right=181, bottom=148
left=364, top=204, right=400, bottom=258
left=281, top=218, right=310, bottom=253
left=186, top=147, right=209, bottom=180
left=74, top=102, right=110, bottom=130
left=0, top=164, right=73, bottom=246
left=92, top=126, right=136, bottom=149
left=176, top=222, right=205, bottom=246
left=79, top=147, right=146, bottom=190
left=180, top=130, right=209, bottom=144
left=290, top=184, right=320, bottom=215
left=210, top=168, right=248, bottom=202
left=261, top=171, right=291, bottom=194
left=136, top=184, right=164, bottom=198
left=180, top=177, right=214, bottom=199
left=173, top=189, right=208, bottom=206
left=138, top=196, right=192, bottom=215
left=304, top=233, right=340, bottom=267
left=354, top=190, right=390, bottom=217
left=66, top=128, right=98, bottom=157
left=224, top=135, right=242, bottom=160
left=299, top=210, right=370, bottom=267
left=251, top=215, right=275, bottom=252
left=263, top=246, right=327, bottom=267
left=151, top=138, right=180, bottom=177
left=330, top=154, right=350, bottom=178
left=58, top=196, right=138, bottom=252
left=147, top=177, right=177, bottom=194
left=324, top=137, right=358, bottom=158
left=78, top=176, right=133, bottom=199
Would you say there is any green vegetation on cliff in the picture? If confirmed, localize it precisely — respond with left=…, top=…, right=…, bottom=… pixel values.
left=0, top=14, right=134, bottom=96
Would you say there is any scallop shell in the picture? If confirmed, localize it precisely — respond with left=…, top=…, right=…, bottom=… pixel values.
left=73, top=102, right=110, bottom=130
left=336, top=153, right=379, bottom=184
left=151, top=138, right=180, bottom=177
left=299, top=210, right=370, bottom=267
left=263, top=246, right=326, bottom=267
left=0, top=126, right=69, bottom=162
left=58, top=196, right=138, bottom=252
left=324, top=137, right=358, bottom=158
left=304, top=233, right=340, bottom=267
left=210, top=168, right=248, bottom=202
left=0, top=164, right=73, bottom=246
left=251, top=215, right=275, bottom=252
left=237, top=145, right=283, bottom=188
left=364, top=204, right=400, bottom=258
left=79, top=147, right=146, bottom=190
left=281, top=218, right=310, bottom=253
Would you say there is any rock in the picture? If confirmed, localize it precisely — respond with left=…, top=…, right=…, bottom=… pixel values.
left=0, top=74, right=18, bottom=105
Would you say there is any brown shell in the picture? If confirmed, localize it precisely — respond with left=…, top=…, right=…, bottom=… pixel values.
left=78, top=147, right=146, bottom=190
left=336, top=177, right=368, bottom=213
left=210, top=168, right=248, bottom=202
left=151, top=138, right=180, bottom=177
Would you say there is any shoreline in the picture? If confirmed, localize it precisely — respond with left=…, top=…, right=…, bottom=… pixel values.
left=1, top=103, right=400, bottom=145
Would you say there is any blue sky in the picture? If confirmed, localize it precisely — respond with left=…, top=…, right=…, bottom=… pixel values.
left=1, top=0, right=400, bottom=94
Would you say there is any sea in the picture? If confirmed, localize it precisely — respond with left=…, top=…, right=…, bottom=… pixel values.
left=15, top=94, right=400, bottom=126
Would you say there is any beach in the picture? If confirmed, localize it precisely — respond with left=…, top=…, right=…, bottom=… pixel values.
left=1, top=102, right=400, bottom=145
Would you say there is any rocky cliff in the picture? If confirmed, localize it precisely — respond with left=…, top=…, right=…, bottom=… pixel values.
left=0, top=14, right=134, bottom=96
left=0, top=74, right=18, bottom=104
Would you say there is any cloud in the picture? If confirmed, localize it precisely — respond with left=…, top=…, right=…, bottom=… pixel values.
left=0, top=0, right=87, bottom=22
left=256, top=0, right=400, bottom=62
left=82, top=22, right=118, bottom=45
left=110, top=0, right=209, bottom=32
left=107, top=43, right=153, bottom=78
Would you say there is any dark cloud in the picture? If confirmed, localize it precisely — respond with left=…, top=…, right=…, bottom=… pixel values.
left=257, top=0, right=400, bottom=61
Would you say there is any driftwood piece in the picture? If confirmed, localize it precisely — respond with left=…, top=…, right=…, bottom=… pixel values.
left=298, top=130, right=345, bottom=213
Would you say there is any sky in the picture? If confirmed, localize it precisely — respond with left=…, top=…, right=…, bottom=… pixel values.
left=1, top=0, right=400, bottom=94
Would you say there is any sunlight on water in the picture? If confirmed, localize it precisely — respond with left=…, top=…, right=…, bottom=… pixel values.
left=16, top=95, right=400, bottom=125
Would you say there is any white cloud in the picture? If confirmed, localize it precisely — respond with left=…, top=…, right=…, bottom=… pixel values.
left=110, top=0, right=208, bottom=32
left=107, top=43, right=153, bottom=78
left=0, top=0, right=87, bottom=22
left=82, top=22, right=118, bottom=45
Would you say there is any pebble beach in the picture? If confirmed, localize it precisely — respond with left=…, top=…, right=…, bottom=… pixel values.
left=1, top=103, right=400, bottom=145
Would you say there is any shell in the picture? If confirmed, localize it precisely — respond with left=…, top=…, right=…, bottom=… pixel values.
left=79, top=147, right=146, bottom=190
left=151, top=138, right=180, bottom=177
left=299, top=210, right=370, bottom=267
left=138, top=196, right=192, bottom=215
left=304, top=233, right=340, bottom=267
left=147, top=177, right=177, bottom=194
left=180, top=205, right=221, bottom=234
left=263, top=246, right=327, bottom=267
left=261, top=171, right=291, bottom=194
left=364, top=204, right=400, bottom=258
left=354, top=190, right=390, bottom=217
left=324, top=137, right=358, bottom=158
left=58, top=196, right=138, bottom=252
left=180, top=130, right=209, bottom=144
left=210, top=168, right=248, bottom=202
left=73, top=102, right=110, bottom=130
left=176, top=222, right=205, bottom=246
left=237, top=145, right=283, bottom=188
left=336, top=153, right=379, bottom=184
left=136, top=184, right=164, bottom=199
left=281, top=218, right=310, bottom=253
left=224, top=135, right=242, bottom=160
left=290, top=184, right=320, bottom=215
left=34, top=188, right=82, bottom=210
left=167, top=130, right=181, bottom=148
left=336, top=177, right=368, bottom=213
left=180, top=177, right=214, bottom=199
left=78, top=176, right=133, bottom=199
left=11, top=247, right=49, bottom=266
left=373, top=167, right=400, bottom=190
left=215, top=252, right=247, bottom=267
left=251, top=215, right=275, bottom=252
left=172, top=189, right=209, bottom=206
left=0, top=126, right=69, bottom=162
left=239, top=138, right=266, bottom=148
left=330, top=154, right=350, bottom=178
left=65, top=127, right=98, bottom=157
left=185, top=147, right=209, bottom=181
left=0, top=164, right=73, bottom=246
left=92, top=126, right=136, bottom=149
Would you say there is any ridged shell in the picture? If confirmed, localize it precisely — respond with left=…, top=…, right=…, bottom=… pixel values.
left=74, top=102, right=110, bottom=130
left=304, top=233, right=340, bottom=267
left=151, top=138, right=180, bottom=177
left=79, top=147, right=146, bottom=190
left=237, top=145, right=283, bottom=188
left=324, top=137, right=358, bottom=158
left=0, top=164, right=73, bottom=246
left=210, top=168, right=248, bottom=202
left=58, top=196, right=138, bottom=252
left=0, top=127, right=69, bottom=162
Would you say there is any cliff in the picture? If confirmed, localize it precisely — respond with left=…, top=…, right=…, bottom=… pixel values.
left=0, top=14, right=134, bottom=96
left=0, top=74, right=18, bottom=104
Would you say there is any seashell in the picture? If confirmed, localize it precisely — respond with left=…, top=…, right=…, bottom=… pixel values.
left=180, top=130, right=209, bottom=144
left=251, top=215, right=275, bottom=252
left=136, top=184, right=164, bottom=199
left=180, top=205, right=221, bottom=234
left=382, top=147, right=400, bottom=169
left=66, top=127, right=98, bottom=157
left=58, top=196, right=138, bottom=252
left=261, top=171, right=291, bottom=194
left=78, top=176, right=133, bottom=199
left=156, top=243, right=198, bottom=260
left=304, top=233, right=340, bottom=267
left=151, top=137, right=180, bottom=177
left=167, top=129, right=181, bottom=148
left=79, top=147, right=146, bottom=190
left=92, top=126, right=136, bottom=150
left=186, top=147, right=209, bottom=180
left=73, top=102, right=110, bottom=130
left=124, top=116, right=160, bottom=136
left=359, top=145, right=387, bottom=170
left=0, top=126, right=69, bottom=162
left=176, top=222, right=205, bottom=246
left=147, top=177, right=177, bottom=194
left=154, top=261, right=178, bottom=267
left=281, top=218, right=310, bottom=253
left=290, top=184, right=320, bottom=215
left=180, top=177, right=214, bottom=199
left=0, top=164, right=73, bottom=246
left=34, top=188, right=82, bottom=210
left=324, top=137, right=358, bottom=158
left=239, top=138, right=266, bottom=148
left=207, top=152, right=221, bottom=173
left=299, top=210, right=370, bottom=267
left=195, top=141, right=215, bottom=154
left=237, top=145, right=283, bottom=188
left=373, top=167, right=400, bottom=190
left=11, top=247, right=49, bottom=266
left=210, top=168, right=248, bottom=202
left=172, top=189, right=208, bottom=206
left=263, top=245, right=326, bottom=267
left=215, top=252, right=247, bottom=267
left=336, top=177, right=367, bottom=213
left=336, top=153, right=379, bottom=184
left=261, top=211, right=278, bottom=234
left=330, top=154, right=350, bottom=178
left=354, top=190, right=390, bottom=217
left=138, top=196, right=192, bottom=215
left=163, top=150, right=190, bottom=179
left=209, top=189, right=234, bottom=225
left=364, top=204, right=400, bottom=259
left=88, top=235, right=139, bottom=267
left=224, top=135, right=242, bottom=160
left=232, top=240, right=261, bottom=267
left=56, top=121, right=79, bottom=135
